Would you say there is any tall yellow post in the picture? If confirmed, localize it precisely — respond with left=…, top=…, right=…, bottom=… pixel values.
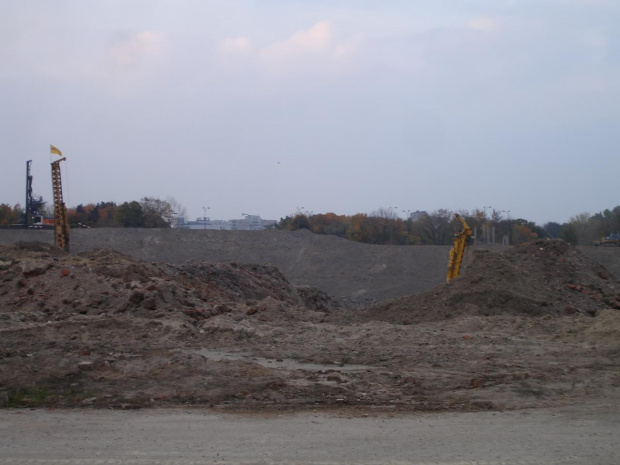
left=51, top=157, right=70, bottom=252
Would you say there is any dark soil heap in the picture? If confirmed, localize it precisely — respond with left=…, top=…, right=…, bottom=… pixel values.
left=357, top=239, right=620, bottom=324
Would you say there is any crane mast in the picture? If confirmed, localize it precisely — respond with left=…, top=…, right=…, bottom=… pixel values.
left=51, top=157, right=70, bottom=252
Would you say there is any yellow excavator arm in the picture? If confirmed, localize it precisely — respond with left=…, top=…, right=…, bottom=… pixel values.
left=446, top=213, right=473, bottom=282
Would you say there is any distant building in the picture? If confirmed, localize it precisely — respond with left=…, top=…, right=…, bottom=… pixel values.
left=175, top=217, right=233, bottom=230
left=231, top=215, right=275, bottom=231
left=409, top=210, right=427, bottom=221
left=174, top=215, right=275, bottom=231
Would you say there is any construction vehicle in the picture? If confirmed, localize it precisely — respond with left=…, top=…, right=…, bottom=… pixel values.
left=594, top=232, right=620, bottom=247
left=32, top=216, right=55, bottom=228
left=51, top=157, right=70, bottom=252
left=446, top=214, right=473, bottom=282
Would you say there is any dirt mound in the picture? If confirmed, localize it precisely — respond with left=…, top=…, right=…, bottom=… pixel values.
left=357, top=239, right=620, bottom=324
left=1, top=240, right=619, bottom=412
left=0, top=242, right=336, bottom=408
left=0, top=243, right=335, bottom=321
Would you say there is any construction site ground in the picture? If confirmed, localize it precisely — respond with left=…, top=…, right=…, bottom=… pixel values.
left=0, top=229, right=619, bottom=414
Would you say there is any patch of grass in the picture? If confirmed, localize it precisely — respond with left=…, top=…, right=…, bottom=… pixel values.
left=2, top=387, right=52, bottom=408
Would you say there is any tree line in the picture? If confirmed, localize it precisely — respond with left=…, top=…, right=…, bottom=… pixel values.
left=1, top=198, right=619, bottom=246
left=0, top=196, right=187, bottom=229
left=276, top=206, right=620, bottom=246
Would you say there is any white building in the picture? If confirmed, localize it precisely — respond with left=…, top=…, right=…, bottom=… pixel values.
left=176, top=217, right=232, bottom=230
left=175, top=215, right=275, bottom=231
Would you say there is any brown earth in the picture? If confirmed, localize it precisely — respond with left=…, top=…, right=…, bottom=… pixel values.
left=0, top=228, right=495, bottom=306
left=0, top=232, right=619, bottom=413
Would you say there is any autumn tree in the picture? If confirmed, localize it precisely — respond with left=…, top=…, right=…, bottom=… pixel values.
left=140, top=197, right=174, bottom=228
left=346, top=214, right=373, bottom=243
left=308, top=213, right=347, bottom=236
left=511, top=219, right=539, bottom=244
left=0, top=203, right=22, bottom=226
left=94, top=202, right=118, bottom=227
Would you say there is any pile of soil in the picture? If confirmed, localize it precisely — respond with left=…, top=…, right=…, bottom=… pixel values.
left=1, top=239, right=619, bottom=412
left=357, top=239, right=620, bottom=324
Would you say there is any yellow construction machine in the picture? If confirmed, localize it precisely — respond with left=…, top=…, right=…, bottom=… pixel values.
left=446, top=214, right=473, bottom=282
left=594, top=232, right=620, bottom=247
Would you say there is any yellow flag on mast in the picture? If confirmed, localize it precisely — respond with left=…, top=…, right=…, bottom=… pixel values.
left=50, top=145, right=62, bottom=156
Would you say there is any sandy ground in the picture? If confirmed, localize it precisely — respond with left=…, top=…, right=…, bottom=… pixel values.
left=1, top=403, right=619, bottom=464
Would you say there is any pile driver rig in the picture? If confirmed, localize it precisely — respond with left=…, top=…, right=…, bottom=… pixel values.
left=50, top=157, right=70, bottom=252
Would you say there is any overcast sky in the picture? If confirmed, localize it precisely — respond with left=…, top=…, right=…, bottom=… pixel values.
left=1, top=0, right=618, bottom=225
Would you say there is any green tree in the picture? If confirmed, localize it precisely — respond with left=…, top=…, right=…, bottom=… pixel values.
left=0, top=203, right=22, bottom=226
left=30, top=195, right=49, bottom=217
left=559, top=223, right=578, bottom=245
left=544, top=222, right=562, bottom=238
left=568, top=212, right=599, bottom=245
left=115, top=201, right=145, bottom=227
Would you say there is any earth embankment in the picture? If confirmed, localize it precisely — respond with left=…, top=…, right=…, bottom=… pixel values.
left=1, top=228, right=618, bottom=304
left=0, top=228, right=455, bottom=305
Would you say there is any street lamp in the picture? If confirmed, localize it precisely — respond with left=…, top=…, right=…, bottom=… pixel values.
left=482, top=206, right=493, bottom=244
left=502, top=210, right=512, bottom=245
left=202, top=206, right=210, bottom=230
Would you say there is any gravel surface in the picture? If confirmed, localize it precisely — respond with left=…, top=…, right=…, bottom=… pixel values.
left=0, top=404, right=618, bottom=464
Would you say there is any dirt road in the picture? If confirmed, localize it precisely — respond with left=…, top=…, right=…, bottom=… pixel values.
left=1, top=404, right=618, bottom=464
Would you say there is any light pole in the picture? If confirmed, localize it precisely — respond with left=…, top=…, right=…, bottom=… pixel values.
left=202, top=206, right=209, bottom=230
left=482, top=206, right=492, bottom=244
left=402, top=210, right=412, bottom=245
left=503, top=210, right=511, bottom=245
